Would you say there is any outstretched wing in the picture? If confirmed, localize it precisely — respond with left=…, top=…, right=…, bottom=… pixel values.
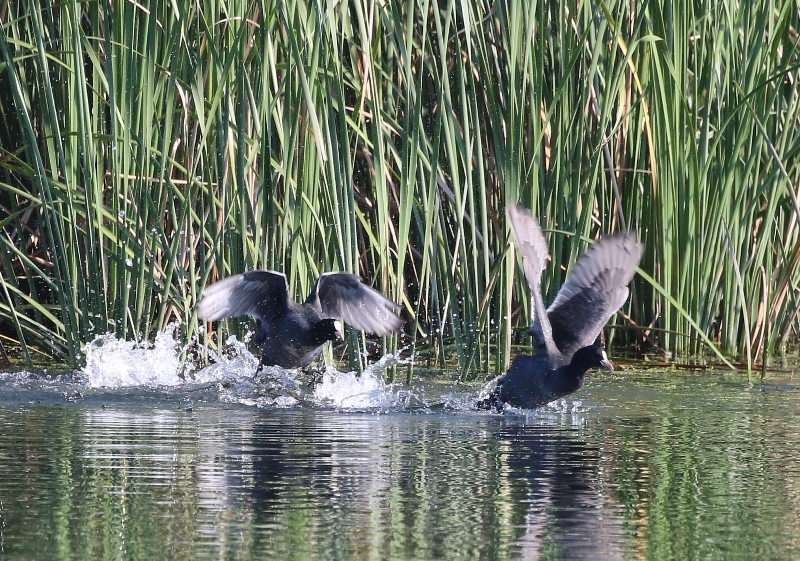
left=506, top=205, right=561, bottom=361
left=307, top=272, right=404, bottom=336
left=546, top=232, right=643, bottom=358
left=197, top=270, right=290, bottom=324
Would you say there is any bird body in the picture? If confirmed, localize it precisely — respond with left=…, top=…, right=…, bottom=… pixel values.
left=250, top=304, right=341, bottom=369
left=485, top=205, right=643, bottom=410
left=488, top=346, right=613, bottom=410
left=198, top=270, right=403, bottom=370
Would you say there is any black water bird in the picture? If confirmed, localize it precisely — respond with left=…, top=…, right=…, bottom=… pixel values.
left=483, top=205, right=643, bottom=410
left=198, top=270, right=404, bottom=369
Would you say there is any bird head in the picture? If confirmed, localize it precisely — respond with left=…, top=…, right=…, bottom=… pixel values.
left=315, top=319, right=344, bottom=344
left=572, top=345, right=614, bottom=372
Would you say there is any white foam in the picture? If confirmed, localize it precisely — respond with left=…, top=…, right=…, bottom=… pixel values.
left=313, top=367, right=389, bottom=408
left=82, top=325, right=186, bottom=388
left=312, top=354, right=421, bottom=410
left=80, top=324, right=265, bottom=390
left=78, top=328, right=436, bottom=411
left=192, top=335, right=260, bottom=385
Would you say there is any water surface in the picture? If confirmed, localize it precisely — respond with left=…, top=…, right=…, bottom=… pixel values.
left=0, top=336, right=799, bottom=560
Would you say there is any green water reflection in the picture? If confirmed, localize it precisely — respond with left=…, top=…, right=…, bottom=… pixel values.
left=0, top=371, right=799, bottom=560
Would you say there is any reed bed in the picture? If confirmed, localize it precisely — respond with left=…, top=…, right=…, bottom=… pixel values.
left=1, top=0, right=799, bottom=375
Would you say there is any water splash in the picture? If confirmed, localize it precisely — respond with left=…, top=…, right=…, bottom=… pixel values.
left=192, top=335, right=260, bottom=385
left=492, top=398, right=590, bottom=428
left=70, top=326, right=587, bottom=417
left=82, top=326, right=186, bottom=388
left=312, top=354, right=425, bottom=411
left=77, top=326, right=435, bottom=411
left=439, top=389, right=484, bottom=411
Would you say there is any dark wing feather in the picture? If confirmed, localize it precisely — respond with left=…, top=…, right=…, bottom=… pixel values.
left=546, top=232, right=643, bottom=358
left=197, top=270, right=290, bottom=324
left=308, top=272, right=404, bottom=336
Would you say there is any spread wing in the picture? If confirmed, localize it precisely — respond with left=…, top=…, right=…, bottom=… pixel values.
left=546, top=232, right=643, bottom=358
left=306, top=272, right=404, bottom=336
left=506, top=205, right=561, bottom=361
left=197, top=270, right=290, bottom=324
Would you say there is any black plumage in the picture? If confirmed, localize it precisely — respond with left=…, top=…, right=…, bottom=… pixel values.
left=483, top=205, right=643, bottom=410
left=198, top=270, right=403, bottom=369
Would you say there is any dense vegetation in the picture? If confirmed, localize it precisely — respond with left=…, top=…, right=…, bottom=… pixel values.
left=1, top=0, right=799, bottom=375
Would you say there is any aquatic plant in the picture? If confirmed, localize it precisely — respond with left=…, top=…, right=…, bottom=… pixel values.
left=0, top=0, right=798, bottom=374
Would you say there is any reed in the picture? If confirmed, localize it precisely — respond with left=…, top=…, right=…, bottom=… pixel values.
left=0, top=0, right=798, bottom=375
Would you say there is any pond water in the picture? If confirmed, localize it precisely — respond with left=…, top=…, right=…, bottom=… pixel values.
left=1, top=334, right=800, bottom=560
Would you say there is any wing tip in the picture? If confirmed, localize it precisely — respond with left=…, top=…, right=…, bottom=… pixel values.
left=506, top=203, right=550, bottom=275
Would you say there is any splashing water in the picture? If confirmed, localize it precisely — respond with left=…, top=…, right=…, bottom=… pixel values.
left=82, top=326, right=187, bottom=388
left=312, top=367, right=388, bottom=408
left=74, top=326, right=440, bottom=411
left=192, top=335, right=260, bottom=385
left=60, top=326, right=588, bottom=417
left=312, top=354, right=424, bottom=410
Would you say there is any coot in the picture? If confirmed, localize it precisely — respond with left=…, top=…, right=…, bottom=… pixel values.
left=198, top=270, right=403, bottom=369
left=483, top=205, right=643, bottom=410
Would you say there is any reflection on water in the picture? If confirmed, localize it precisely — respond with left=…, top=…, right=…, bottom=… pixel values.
left=1, top=372, right=800, bottom=559
left=501, top=425, right=627, bottom=560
